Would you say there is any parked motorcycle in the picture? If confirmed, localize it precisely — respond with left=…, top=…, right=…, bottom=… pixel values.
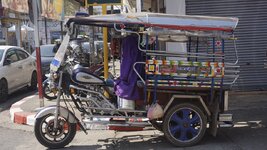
left=34, top=51, right=121, bottom=148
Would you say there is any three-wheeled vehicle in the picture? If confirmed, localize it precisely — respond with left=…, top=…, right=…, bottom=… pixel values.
left=34, top=12, right=239, bottom=148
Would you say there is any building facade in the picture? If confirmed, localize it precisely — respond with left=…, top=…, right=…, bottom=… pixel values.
left=185, top=0, right=267, bottom=91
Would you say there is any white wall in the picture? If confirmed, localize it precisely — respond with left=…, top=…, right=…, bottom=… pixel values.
left=165, top=0, right=185, bottom=14
left=165, top=0, right=186, bottom=60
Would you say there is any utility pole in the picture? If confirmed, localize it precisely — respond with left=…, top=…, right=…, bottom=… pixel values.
left=44, top=18, right=48, bottom=43
left=32, top=0, right=44, bottom=107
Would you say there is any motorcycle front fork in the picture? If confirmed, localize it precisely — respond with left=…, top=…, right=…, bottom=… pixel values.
left=54, top=71, right=63, bottom=129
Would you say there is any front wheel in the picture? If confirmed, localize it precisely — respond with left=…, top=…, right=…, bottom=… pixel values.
left=163, top=103, right=207, bottom=147
left=34, top=114, right=76, bottom=149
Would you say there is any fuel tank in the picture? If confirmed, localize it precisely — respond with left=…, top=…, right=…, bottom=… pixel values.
left=72, top=65, right=105, bottom=85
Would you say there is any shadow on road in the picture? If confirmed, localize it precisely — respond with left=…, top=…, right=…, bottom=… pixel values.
left=86, top=126, right=267, bottom=150
left=45, top=110, right=267, bottom=150
left=53, top=134, right=175, bottom=150
left=0, top=87, right=37, bottom=112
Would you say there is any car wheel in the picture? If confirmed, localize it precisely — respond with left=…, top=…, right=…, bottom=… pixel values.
left=28, top=71, right=37, bottom=91
left=0, top=79, right=8, bottom=102
left=163, top=103, right=207, bottom=147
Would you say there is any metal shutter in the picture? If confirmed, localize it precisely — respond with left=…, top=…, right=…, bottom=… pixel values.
left=186, top=0, right=267, bottom=91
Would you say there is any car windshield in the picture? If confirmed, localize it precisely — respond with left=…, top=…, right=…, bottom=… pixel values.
left=0, top=49, right=4, bottom=61
left=32, top=45, right=56, bottom=57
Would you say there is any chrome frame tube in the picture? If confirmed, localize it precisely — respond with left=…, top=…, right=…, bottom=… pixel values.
left=133, top=62, right=146, bottom=84
left=69, top=85, right=116, bottom=109
left=54, top=71, right=63, bottom=129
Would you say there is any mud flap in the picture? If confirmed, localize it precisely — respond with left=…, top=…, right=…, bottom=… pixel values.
left=209, top=100, right=219, bottom=137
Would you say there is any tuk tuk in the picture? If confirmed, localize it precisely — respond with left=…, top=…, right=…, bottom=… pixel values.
left=34, top=12, right=239, bottom=148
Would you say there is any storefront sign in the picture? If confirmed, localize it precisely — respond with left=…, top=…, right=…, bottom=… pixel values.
left=41, top=0, right=64, bottom=20
left=87, top=0, right=122, bottom=6
left=64, top=0, right=80, bottom=17
left=2, top=0, right=29, bottom=13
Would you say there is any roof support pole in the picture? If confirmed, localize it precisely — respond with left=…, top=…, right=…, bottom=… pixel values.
left=136, top=0, right=141, bottom=12
left=102, top=4, right=109, bottom=98
left=32, top=0, right=44, bottom=107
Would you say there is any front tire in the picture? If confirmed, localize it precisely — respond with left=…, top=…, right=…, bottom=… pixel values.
left=0, top=79, right=8, bottom=102
left=163, top=103, right=207, bottom=147
left=34, top=114, right=76, bottom=149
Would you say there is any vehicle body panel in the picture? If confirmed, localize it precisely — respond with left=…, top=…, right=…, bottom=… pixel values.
left=0, top=46, right=36, bottom=94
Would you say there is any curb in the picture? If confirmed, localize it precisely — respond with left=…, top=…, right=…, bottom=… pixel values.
left=229, top=90, right=267, bottom=95
left=10, top=95, right=36, bottom=126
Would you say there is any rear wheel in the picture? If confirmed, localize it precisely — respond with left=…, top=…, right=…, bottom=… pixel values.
left=34, top=113, right=77, bottom=149
left=43, top=82, right=57, bottom=100
left=0, top=79, right=8, bottom=102
left=163, top=103, right=207, bottom=147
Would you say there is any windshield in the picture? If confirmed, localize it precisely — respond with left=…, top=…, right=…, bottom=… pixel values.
left=32, top=45, right=56, bottom=57
left=0, top=49, right=4, bottom=62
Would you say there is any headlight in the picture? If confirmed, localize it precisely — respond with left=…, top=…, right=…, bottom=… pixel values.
left=52, top=72, right=58, bottom=79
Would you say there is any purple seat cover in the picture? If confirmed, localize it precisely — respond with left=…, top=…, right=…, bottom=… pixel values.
left=114, top=35, right=143, bottom=100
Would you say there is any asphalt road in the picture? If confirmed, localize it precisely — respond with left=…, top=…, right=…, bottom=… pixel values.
left=1, top=90, right=267, bottom=150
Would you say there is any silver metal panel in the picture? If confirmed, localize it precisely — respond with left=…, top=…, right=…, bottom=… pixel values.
left=67, top=12, right=238, bottom=32
left=186, top=0, right=267, bottom=91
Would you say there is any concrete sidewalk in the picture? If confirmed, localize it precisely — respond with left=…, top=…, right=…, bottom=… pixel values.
left=10, top=93, right=56, bottom=126
left=10, top=91, right=267, bottom=126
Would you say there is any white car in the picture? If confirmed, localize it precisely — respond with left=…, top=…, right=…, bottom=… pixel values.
left=0, top=46, right=37, bottom=102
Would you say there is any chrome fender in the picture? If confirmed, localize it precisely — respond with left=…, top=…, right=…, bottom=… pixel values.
left=35, top=105, right=78, bottom=123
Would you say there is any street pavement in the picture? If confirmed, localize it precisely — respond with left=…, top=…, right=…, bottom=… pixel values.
left=1, top=90, right=267, bottom=149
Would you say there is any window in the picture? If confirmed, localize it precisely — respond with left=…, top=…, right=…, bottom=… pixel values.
left=5, top=49, right=19, bottom=63
left=32, top=45, right=56, bottom=57
left=17, top=49, right=29, bottom=60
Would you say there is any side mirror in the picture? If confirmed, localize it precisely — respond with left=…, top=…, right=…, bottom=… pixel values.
left=4, top=58, right=12, bottom=66
left=53, top=45, right=59, bottom=53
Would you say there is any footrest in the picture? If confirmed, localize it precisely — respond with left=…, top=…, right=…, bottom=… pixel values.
left=219, top=113, right=233, bottom=122
left=218, top=113, right=233, bottom=128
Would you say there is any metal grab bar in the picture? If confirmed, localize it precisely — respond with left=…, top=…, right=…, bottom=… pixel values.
left=113, top=23, right=239, bottom=66
left=146, top=52, right=224, bottom=59
left=113, top=23, right=226, bottom=58
left=143, top=28, right=233, bottom=39
left=133, top=62, right=146, bottom=84
left=223, top=75, right=239, bottom=86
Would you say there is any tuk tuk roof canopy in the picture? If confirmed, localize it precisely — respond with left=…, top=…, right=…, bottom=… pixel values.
left=65, top=12, right=238, bottom=33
